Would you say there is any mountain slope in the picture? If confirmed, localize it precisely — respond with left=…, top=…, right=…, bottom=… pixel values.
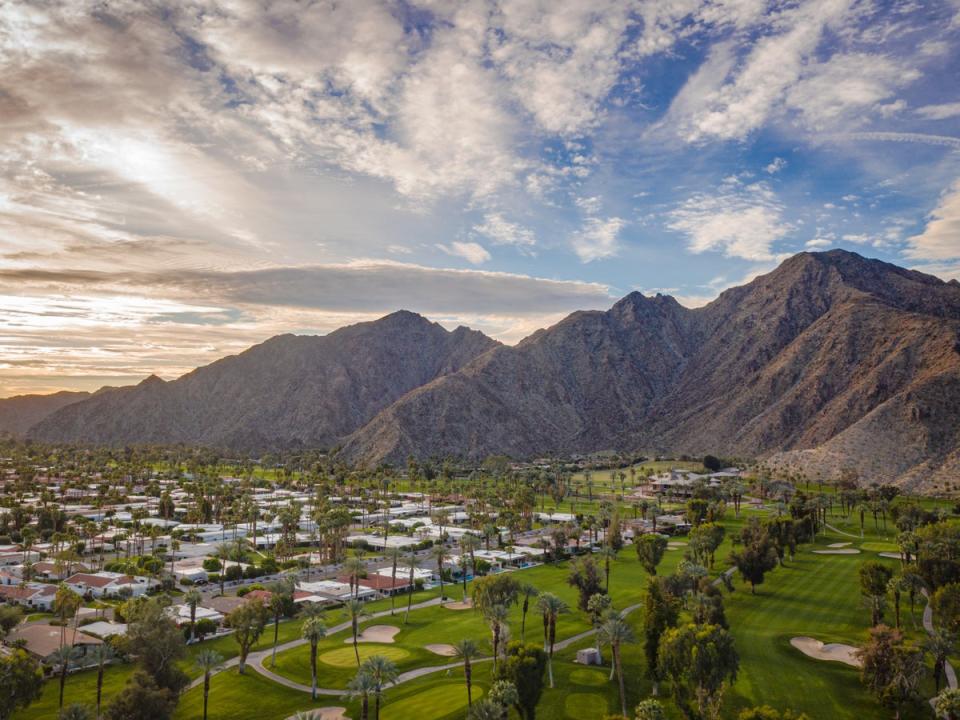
left=339, top=251, right=960, bottom=487
left=0, top=391, right=90, bottom=437
left=29, top=311, right=498, bottom=450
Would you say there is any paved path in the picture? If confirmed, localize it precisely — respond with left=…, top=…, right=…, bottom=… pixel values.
left=823, top=522, right=862, bottom=539
left=923, top=589, right=957, bottom=698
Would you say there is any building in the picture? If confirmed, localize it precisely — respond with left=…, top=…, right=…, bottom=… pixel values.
left=64, top=571, right=155, bottom=599
left=7, top=624, right=103, bottom=665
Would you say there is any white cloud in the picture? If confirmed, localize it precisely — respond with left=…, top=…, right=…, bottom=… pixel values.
left=437, top=241, right=492, bottom=265
left=765, top=157, right=787, bottom=174
left=473, top=213, right=536, bottom=248
left=667, top=182, right=792, bottom=261
left=571, top=217, right=627, bottom=262
left=915, top=102, right=960, bottom=120
left=905, top=180, right=960, bottom=260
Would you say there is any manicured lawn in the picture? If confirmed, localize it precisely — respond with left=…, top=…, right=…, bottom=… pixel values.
left=15, top=664, right=134, bottom=720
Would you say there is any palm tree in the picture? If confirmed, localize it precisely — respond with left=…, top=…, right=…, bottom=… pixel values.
left=387, top=546, right=403, bottom=616
left=216, top=542, right=232, bottom=595
left=452, top=638, right=481, bottom=708
left=518, top=583, right=537, bottom=644
left=598, top=615, right=636, bottom=717
left=536, top=592, right=568, bottom=688
left=600, top=545, right=617, bottom=592
left=269, top=576, right=296, bottom=667
left=484, top=604, right=509, bottom=672
left=302, top=616, right=328, bottom=700
left=90, top=643, right=114, bottom=719
left=52, top=644, right=77, bottom=710
left=344, top=553, right=366, bottom=599
left=346, top=669, right=377, bottom=720
left=360, top=654, right=399, bottom=720
left=184, top=588, right=202, bottom=643
left=404, top=547, right=417, bottom=624
left=432, top=544, right=447, bottom=606
left=194, top=649, right=224, bottom=720
left=344, top=598, right=370, bottom=666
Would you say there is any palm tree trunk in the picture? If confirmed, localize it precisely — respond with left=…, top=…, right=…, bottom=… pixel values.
left=203, top=674, right=210, bottom=720
left=465, top=660, right=473, bottom=706
left=271, top=615, right=280, bottom=667
left=311, top=645, right=318, bottom=700
left=615, top=647, right=627, bottom=717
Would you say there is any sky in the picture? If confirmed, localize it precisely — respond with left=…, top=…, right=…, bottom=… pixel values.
left=1, top=0, right=959, bottom=397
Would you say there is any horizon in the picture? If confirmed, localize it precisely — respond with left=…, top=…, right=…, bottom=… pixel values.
left=2, top=2, right=960, bottom=396
left=2, top=246, right=948, bottom=399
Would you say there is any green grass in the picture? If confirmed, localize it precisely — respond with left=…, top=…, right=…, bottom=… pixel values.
left=319, top=644, right=410, bottom=667
left=381, top=682, right=482, bottom=720
left=860, top=542, right=899, bottom=553
left=14, top=665, right=134, bottom=720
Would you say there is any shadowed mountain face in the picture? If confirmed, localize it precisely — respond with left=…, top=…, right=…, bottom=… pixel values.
left=0, top=391, right=91, bottom=437
left=28, top=250, right=960, bottom=490
left=28, top=311, right=498, bottom=451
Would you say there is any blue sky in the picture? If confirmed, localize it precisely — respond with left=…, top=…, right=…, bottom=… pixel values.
left=1, top=0, right=959, bottom=395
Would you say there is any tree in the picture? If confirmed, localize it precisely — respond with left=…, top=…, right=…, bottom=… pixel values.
left=926, top=629, right=953, bottom=693
left=0, top=649, right=44, bottom=720
left=635, top=700, right=666, bottom=720
left=52, top=644, right=78, bottom=710
left=453, top=638, right=481, bottom=708
left=344, top=598, right=370, bottom=667
left=0, top=606, right=23, bottom=639
left=472, top=574, right=520, bottom=616
left=485, top=603, right=510, bottom=671
left=688, top=523, right=725, bottom=569
left=90, top=643, right=114, bottom=720
left=103, top=671, right=177, bottom=720
left=857, top=625, right=925, bottom=719
left=729, top=522, right=778, bottom=594
left=599, top=615, right=636, bottom=717
left=643, top=577, right=680, bottom=697
left=183, top=588, right=202, bottom=643
left=360, top=654, right=398, bottom=720
left=122, top=596, right=188, bottom=693
left=860, top=562, right=894, bottom=626
left=568, top=555, right=604, bottom=611
left=227, top=599, right=269, bottom=674
left=387, top=546, right=403, bottom=616
left=193, top=649, right=223, bottom=720
left=935, top=688, right=960, bottom=720
left=535, top=592, right=568, bottom=688
left=346, top=669, right=377, bottom=720
left=432, top=544, right=448, bottom=605
left=659, top=623, right=739, bottom=720
left=635, top=534, right=668, bottom=576
left=268, top=576, right=295, bottom=667
left=302, top=617, right=328, bottom=700
left=493, top=642, right=547, bottom=720
left=518, top=582, right=537, bottom=644
left=59, top=704, right=92, bottom=720
left=932, top=582, right=960, bottom=635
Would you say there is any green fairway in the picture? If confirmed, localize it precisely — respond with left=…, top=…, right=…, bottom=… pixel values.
left=381, top=682, right=482, bottom=720
left=319, top=644, right=410, bottom=667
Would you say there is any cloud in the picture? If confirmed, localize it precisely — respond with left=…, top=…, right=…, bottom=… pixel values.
left=833, top=131, right=960, bottom=149
left=765, top=157, right=787, bottom=174
left=905, top=180, right=960, bottom=260
left=915, top=102, right=960, bottom=120
left=473, top=213, right=536, bottom=248
left=667, top=182, right=793, bottom=261
left=571, top=217, right=627, bottom=262
left=436, top=241, right=492, bottom=265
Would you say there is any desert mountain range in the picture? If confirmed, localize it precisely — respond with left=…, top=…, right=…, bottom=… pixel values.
left=7, top=250, right=959, bottom=490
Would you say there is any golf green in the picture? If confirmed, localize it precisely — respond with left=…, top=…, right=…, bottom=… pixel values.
left=320, top=645, right=410, bottom=667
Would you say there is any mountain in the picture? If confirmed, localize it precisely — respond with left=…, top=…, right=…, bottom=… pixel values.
left=28, top=250, right=960, bottom=490
left=0, top=391, right=91, bottom=437
left=29, top=311, right=498, bottom=451
left=338, top=251, right=960, bottom=490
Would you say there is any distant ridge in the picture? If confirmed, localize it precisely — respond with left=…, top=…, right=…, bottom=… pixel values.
left=0, top=391, right=91, bottom=437
left=28, top=251, right=960, bottom=491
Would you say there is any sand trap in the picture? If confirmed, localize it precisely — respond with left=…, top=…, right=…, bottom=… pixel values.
left=346, top=625, right=400, bottom=644
left=425, top=643, right=457, bottom=656
left=812, top=549, right=861, bottom=554
left=287, top=709, right=348, bottom=720
left=790, top=637, right=861, bottom=667
left=828, top=542, right=852, bottom=548
left=444, top=601, right=473, bottom=610
left=667, top=542, right=687, bottom=548
left=878, top=552, right=901, bottom=560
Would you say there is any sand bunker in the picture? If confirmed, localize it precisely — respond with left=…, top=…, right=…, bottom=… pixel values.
left=346, top=625, right=400, bottom=644
left=812, top=549, right=861, bottom=554
left=878, top=552, right=901, bottom=560
left=425, top=643, right=457, bottom=656
left=790, top=637, right=861, bottom=667
left=287, top=709, right=348, bottom=720
left=828, top=542, right=852, bottom=548
left=667, top=542, right=687, bottom=548
left=444, top=601, right=473, bottom=610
